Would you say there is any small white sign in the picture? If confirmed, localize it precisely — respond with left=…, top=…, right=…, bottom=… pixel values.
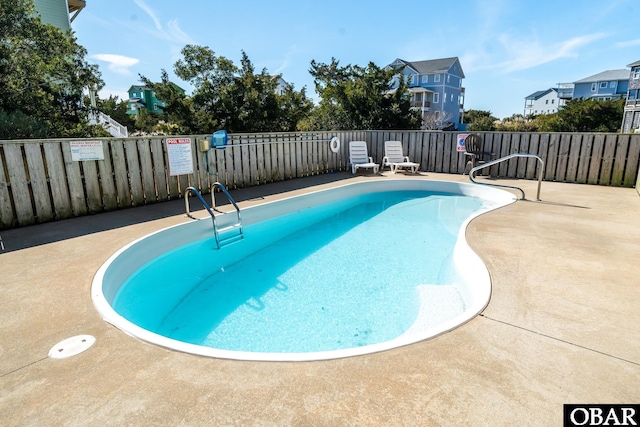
left=456, top=134, right=469, bottom=152
left=70, top=141, right=104, bottom=161
left=166, top=138, right=194, bottom=176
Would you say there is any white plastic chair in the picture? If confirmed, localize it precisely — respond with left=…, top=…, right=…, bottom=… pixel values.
left=348, top=141, right=379, bottom=175
left=381, top=141, right=420, bottom=174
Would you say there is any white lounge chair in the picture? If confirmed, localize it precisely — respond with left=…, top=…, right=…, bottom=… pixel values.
left=381, top=141, right=420, bottom=174
left=349, top=141, right=379, bottom=175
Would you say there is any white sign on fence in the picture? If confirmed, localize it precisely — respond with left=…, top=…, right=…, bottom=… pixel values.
left=166, top=138, right=193, bottom=176
left=70, top=141, right=104, bottom=161
left=456, top=134, right=469, bottom=152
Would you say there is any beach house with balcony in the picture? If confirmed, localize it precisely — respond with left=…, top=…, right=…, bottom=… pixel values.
left=126, top=85, right=185, bottom=117
left=558, top=69, right=630, bottom=103
left=523, top=88, right=560, bottom=116
left=622, top=59, right=640, bottom=133
left=33, top=0, right=86, bottom=30
left=386, top=57, right=465, bottom=129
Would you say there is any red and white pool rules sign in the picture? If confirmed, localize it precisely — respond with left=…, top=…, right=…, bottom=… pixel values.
left=166, top=138, right=193, bottom=176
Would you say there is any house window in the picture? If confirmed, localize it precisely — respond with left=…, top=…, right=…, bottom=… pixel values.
left=633, top=68, right=640, bottom=79
left=410, top=75, right=416, bottom=84
left=421, top=75, right=428, bottom=83
left=154, top=104, right=158, bottom=110
left=447, top=75, right=450, bottom=83
left=451, top=93, right=454, bottom=102
left=610, top=81, right=616, bottom=88
left=551, top=99, right=555, bottom=104
left=434, top=74, right=440, bottom=82
left=433, top=93, right=439, bottom=103
left=545, top=100, right=549, bottom=104
left=591, top=83, right=597, bottom=91
left=600, top=82, right=608, bottom=89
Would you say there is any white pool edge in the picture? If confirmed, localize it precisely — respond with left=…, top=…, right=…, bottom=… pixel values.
left=91, top=179, right=516, bottom=361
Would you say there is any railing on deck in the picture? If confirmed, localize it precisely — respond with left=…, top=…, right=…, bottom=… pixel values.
left=0, top=130, right=639, bottom=229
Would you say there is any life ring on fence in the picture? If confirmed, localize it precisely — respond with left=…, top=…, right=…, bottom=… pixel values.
left=330, top=136, right=340, bottom=153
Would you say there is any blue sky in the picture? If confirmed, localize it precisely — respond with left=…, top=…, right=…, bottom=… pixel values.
left=72, top=0, right=639, bottom=119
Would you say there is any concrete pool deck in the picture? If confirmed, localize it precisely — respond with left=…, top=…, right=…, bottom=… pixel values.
left=1, top=172, right=639, bottom=425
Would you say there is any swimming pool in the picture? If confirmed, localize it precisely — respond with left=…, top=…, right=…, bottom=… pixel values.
left=92, top=179, right=515, bottom=361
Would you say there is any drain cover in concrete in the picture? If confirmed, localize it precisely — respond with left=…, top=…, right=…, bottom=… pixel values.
left=48, top=335, right=96, bottom=359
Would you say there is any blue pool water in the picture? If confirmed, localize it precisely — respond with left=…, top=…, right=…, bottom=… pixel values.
left=112, top=190, right=485, bottom=354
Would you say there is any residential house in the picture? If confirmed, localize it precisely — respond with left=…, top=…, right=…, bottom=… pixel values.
left=272, top=76, right=291, bottom=96
left=33, top=0, right=86, bottom=30
left=127, top=84, right=185, bottom=116
left=386, top=57, right=465, bottom=129
left=622, top=59, right=640, bottom=133
left=524, top=88, right=560, bottom=116
left=558, top=69, right=630, bottom=103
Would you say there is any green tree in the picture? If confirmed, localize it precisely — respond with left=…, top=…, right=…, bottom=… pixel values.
left=541, top=98, right=624, bottom=132
left=95, top=95, right=136, bottom=130
left=143, top=45, right=314, bottom=133
left=306, top=59, right=422, bottom=131
left=140, top=69, right=215, bottom=134
left=0, top=0, right=105, bottom=139
left=464, top=110, right=498, bottom=131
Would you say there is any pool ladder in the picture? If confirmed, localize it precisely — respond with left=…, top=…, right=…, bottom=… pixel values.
left=184, top=182, right=244, bottom=249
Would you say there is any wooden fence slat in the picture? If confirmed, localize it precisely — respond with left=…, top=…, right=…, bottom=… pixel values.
left=42, top=142, right=72, bottom=219
left=124, top=139, right=144, bottom=206
left=0, top=146, right=15, bottom=228
left=250, top=135, right=259, bottom=185
left=136, top=139, right=155, bottom=202
left=82, top=160, right=103, bottom=213
left=97, top=142, right=118, bottom=210
left=564, top=134, right=582, bottom=183
left=507, top=133, right=520, bottom=177
left=587, top=134, right=605, bottom=185
left=61, top=141, right=88, bottom=216
left=525, top=133, right=540, bottom=180
left=150, top=139, right=168, bottom=201
left=239, top=136, right=250, bottom=187
left=623, top=137, right=640, bottom=187
left=610, top=134, right=629, bottom=186
left=555, top=133, right=572, bottom=182
left=4, top=144, right=34, bottom=225
left=109, top=141, right=131, bottom=207
left=442, top=132, right=452, bottom=173
left=498, top=133, right=511, bottom=177
left=195, top=136, right=209, bottom=192
left=516, top=133, right=530, bottom=178
left=23, top=143, right=54, bottom=222
left=599, top=134, right=618, bottom=186
left=486, top=133, right=499, bottom=177
left=576, top=134, right=593, bottom=184
left=545, top=133, right=560, bottom=181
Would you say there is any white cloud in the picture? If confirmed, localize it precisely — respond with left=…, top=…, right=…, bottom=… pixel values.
left=92, top=54, right=140, bottom=75
left=133, top=0, right=196, bottom=45
left=467, top=33, right=607, bottom=73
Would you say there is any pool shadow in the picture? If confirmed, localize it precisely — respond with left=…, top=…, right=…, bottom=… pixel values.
left=0, top=173, right=355, bottom=253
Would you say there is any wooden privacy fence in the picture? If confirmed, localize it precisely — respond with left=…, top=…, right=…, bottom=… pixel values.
left=0, top=130, right=639, bottom=229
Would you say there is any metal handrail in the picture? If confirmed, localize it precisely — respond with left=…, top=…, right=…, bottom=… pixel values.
left=469, top=153, right=544, bottom=201
left=211, top=182, right=242, bottom=225
left=184, top=183, right=243, bottom=249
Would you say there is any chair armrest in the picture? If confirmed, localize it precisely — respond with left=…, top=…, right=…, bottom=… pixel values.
left=403, top=156, right=410, bottom=162
left=368, top=157, right=374, bottom=163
